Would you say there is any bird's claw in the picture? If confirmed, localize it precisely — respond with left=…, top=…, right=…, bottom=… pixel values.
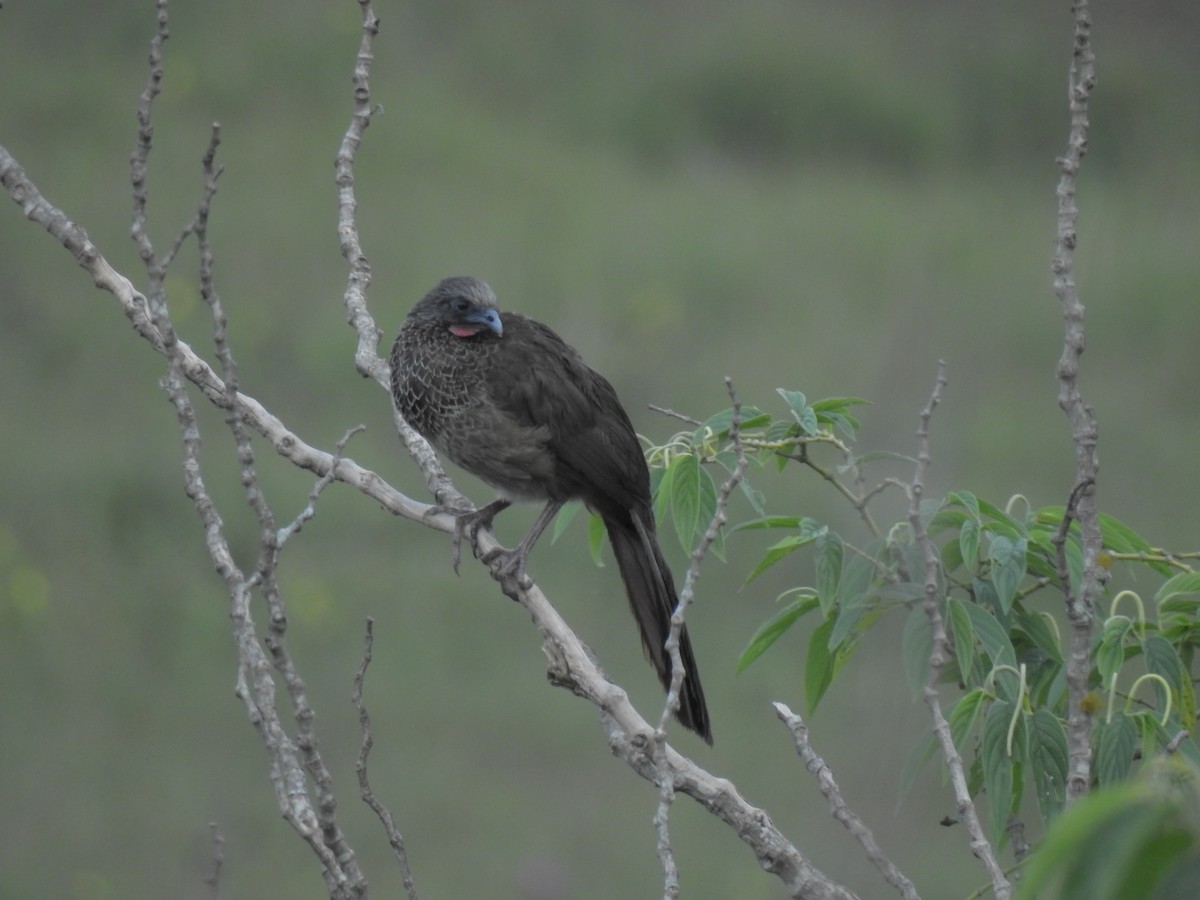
left=482, top=547, right=534, bottom=590
left=423, top=504, right=496, bottom=575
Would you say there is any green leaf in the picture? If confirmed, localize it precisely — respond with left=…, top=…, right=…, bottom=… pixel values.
left=730, top=515, right=811, bottom=533
left=981, top=699, right=1016, bottom=841
left=808, top=395, right=871, bottom=413
left=1014, top=608, right=1064, bottom=665
left=902, top=607, right=932, bottom=700
left=975, top=497, right=1028, bottom=539
left=776, top=388, right=818, bottom=434
left=652, top=456, right=673, bottom=522
left=736, top=593, right=820, bottom=672
left=963, top=599, right=1018, bottom=670
left=695, top=465, right=720, bottom=556
left=810, top=396, right=869, bottom=439
left=1096, top=616, right=1134, bottom=686
left=1155, top=572, right=1200, bottom=608
left=939, top=536, right=964, bottom=575
left=700, top=405, right=770, bottom=440
left=827, top=541, right=882, bottom=648
left=1095, top=714, right=1138, bottom=785
left=805, top=616, right=836, bottom=714
left=667, top=453, right=702, bottom=555
left=988, top=535, right=1026, bottom=615
left=959, top=516, right=981, bottom=570
left=946, top=490, right=982, bottom=519
left=948, top=688, right=988, bottom=750
left=551, top=499, right=584, bottom=544
left=948, top=598, right=976, bottom=687
left=1029, top=709, right=1068, bottom=824
left=814, top=530, right=843, bottom=616
left=587, top=512, right=606, bottom=566
left=1015, top=779, right=1195, bottom=900
left=1143, top=634, right=1196, bottom=731
left=743, top=531, right=820, bottom=584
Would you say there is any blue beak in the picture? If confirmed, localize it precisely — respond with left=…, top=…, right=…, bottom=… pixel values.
left=467, top=307, right=503, bottom=336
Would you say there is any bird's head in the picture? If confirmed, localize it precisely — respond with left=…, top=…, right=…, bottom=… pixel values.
left=412, top=276, right=504, bottom=338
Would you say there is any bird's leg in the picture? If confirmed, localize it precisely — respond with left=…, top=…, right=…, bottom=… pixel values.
left=425, top=498, right=511, bottom=574
left=483, top=499, right=564, bottom=589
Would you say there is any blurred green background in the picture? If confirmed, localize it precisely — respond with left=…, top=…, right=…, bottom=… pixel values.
left=2, top=1, right=1198, bottom=897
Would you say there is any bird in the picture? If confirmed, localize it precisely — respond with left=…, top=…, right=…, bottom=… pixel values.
left=390, top=275, right=712, bottom=744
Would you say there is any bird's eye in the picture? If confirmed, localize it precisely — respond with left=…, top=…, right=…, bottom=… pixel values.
left=453, top=298, right=470, bottom=313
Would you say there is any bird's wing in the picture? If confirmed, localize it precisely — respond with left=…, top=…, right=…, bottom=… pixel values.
left=485, top=315, right=650, bottom=512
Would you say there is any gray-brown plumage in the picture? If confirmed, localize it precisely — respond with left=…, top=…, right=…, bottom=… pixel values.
left=390, top=276, right=712, bottom=744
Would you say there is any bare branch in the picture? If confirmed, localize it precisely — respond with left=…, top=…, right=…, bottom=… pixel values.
left=773, top=703, right=919, bottom=900
left=336, top=0, right=385, bottom=384
left=1051, top=0, right=1102, bottom=808
left=905, top=363, right=1011, bottom=900
left=354, top=618, right=421, bottom=900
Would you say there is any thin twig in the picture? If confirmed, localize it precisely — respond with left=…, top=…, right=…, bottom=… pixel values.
left=906, top=363, right=1011, bottom=900
left=354, top=618, right=421, bottom=900
left=650, top=377, right=751, bottom=897
left=774, top=703, right=920, bottom=900
left=649, top=403, right=704, bottom=426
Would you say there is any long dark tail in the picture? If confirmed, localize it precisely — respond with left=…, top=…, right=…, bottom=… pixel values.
left=604, top=509, right=713, bottom=745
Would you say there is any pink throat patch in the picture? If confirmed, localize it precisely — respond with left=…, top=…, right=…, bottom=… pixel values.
left=448, top=324, right=482, bottom=338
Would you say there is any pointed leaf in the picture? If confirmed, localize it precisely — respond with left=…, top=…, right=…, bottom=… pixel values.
left=814, top=530, right=843, bottom=615
left=730, top=515, right=810, bottom=533
left=827, top=541, right=882, bottom=647
left=988, top=535, right=1026, bottom=615
left=947, top=490, right=982, bottom=519
left=701, top=405, right=770, bottom=440
left=963, top=599, right=1017, bottom=669
left=587, top=512, right=606, bottom=566
left=736, top=594, right=820, bottom=672
left=948, top=598, right=977, bottom=687
left=1154, top=572, right=1200, bottom=607
left=652, top=457, right=673, bottom=523
left=1096, top=615, right=1133, bottom=686
left=668, top=453, right=701, bottom=555
left=808, top=395, right=870, bottom=413
left=948, top=687, right=988, bottom=750
left=805, top=616, right=837, bottom=714
left=1029, top=708, right=1068, bottom=824
left=1143, top=634, right=1195, bottom=730
left=959, top=516, right=981, bottom=570
left=1095, top=714, right=1138, bottom=785
left=551, top=499, right=584, bottom=544
left=743, top=532, right=819, bottom=584
left=981, top=699, right=1016, bottom=841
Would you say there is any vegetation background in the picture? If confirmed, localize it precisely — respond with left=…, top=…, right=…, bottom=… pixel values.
left=1, top=1, right=1197, bottom=897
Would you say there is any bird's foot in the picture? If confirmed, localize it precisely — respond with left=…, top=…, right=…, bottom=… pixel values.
left=481, top=546, right=534, bottom=590
left=424, top=499, right=510, bottom=574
